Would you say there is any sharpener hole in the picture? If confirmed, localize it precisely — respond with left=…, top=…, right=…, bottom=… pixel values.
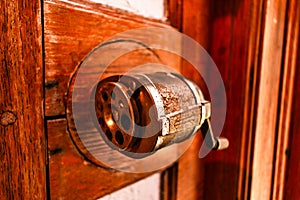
left=105, top=130, right=113, bottom=141
left=102, top=92, right=108, bottom=101
left=115, top=131, right=124, bottom=145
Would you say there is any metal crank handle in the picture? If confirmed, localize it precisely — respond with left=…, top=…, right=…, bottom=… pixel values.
left=200, top=119, right=229, bottom=150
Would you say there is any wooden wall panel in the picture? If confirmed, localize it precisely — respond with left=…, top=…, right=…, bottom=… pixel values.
left=188, top=1, right=261, bottom=199
left=178, top=0, right=299, bottom=199
left=179, top=0, right=245, bottom=199
left=201, top=1, right=249, bottom=198
left=0, top=0, right=46, bottom=199
left=48, top=119, right=151, bottom=199
left=179, top=0, right=291, bottom=199
left=44, top=1, right=180, bottom=199
left=173, top=1, right=261, bottom=199
left=44, top=0, right=172, bottom=117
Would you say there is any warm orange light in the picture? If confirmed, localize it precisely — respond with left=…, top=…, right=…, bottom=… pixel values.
left=106, top=119, right=114, bottom=127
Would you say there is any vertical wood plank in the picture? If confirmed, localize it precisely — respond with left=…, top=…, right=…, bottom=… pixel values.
left=272, top=0, right=299, bottom=199
left=237, top=1, right=264, bottom=199
left=203, top=1, right=245, bottom=199
left=282, top=1, right=300, bottom=198
left=176, top=1, right=210, bottom=199
left=167, top=0, right=183, bottom=30
left=198, top=1, right=257, bottom=199
left=161, top=164, right=178, bottom=200
left=0, top=0, right=46, bottom=199
left=284, top=57, right=300, bottom=199
left=250, top=0, right=287, bottom=199
left=177, top=135, right=204, bottom=200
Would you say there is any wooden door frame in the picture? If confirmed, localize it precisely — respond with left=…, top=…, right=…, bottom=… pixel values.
left=0, top=0, right=46, bottom=199
left=173, top=0, right=300, bottom=199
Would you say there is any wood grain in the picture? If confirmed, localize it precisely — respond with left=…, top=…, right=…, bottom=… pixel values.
left=0, top=0, right=46, bottom=199
left=161, top=164, right=178, bottom=200
left=237, top=1, right=264, bottom=199
left=179, top=0, right=299, bottom=199
left=272, top=0, right=299, bottom=199
left=167, top=0, right=182, bottom=30
left=176, top=1, right=210, bottom=199
left=44, top=1, right=182, bottom=198
left=48, top=119, right=151, bottom=199
left=284, top=47, right=300, bottom=199
left=182, top=1, right=262, bottom=199
left=44, top=0, right=174, bottom=117
left=177, top=134, right=204, bottom=200
left=250, top=0, right=287, bottom=199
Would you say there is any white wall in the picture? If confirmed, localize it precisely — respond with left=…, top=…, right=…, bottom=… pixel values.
left=98, top=173, right=160, bottom=200
left=90, top=0, right=166, bottom=20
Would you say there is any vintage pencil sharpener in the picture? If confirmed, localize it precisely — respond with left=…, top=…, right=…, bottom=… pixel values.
left=66, top=39, right=228, bottom=166
left=92, top=72, right=228, bottom=158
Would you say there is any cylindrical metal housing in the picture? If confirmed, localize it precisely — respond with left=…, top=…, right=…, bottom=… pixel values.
left=94, top=72, right=210, bottom=157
